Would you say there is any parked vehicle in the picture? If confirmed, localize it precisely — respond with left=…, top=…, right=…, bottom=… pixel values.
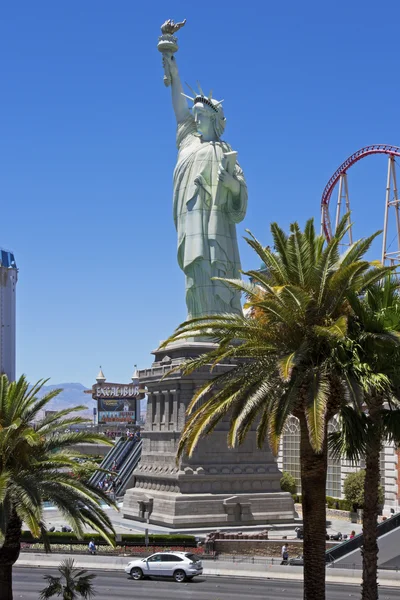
left=295, top=527, right=330, bottom=541
left=124, top=551, right=203, bottom=583
left=289, top=555, right=304, bottom=566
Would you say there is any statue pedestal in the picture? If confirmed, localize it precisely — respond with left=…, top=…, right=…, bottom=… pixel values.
left=123, top=341, right=295, bottom=527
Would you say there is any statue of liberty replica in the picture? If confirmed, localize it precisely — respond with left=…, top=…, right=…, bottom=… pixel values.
left=122, top=20, right=294, bottom=528
left=159, top=19, right=248, bottom=319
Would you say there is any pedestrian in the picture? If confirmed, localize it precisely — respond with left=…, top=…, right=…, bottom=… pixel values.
left=349, top=530, right=356, bottom=539
left=88, top=539, right=96, bottom=555
left=110, top=479, right=117, bottom=499
left=281, top=543, right=289, bottom=564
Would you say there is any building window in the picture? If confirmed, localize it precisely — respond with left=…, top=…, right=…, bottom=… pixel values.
left=281, top=416, right=342, bottom=498
left=282, top=417, right=301, bottom=492
left=327, top=420, right=341, bottom=498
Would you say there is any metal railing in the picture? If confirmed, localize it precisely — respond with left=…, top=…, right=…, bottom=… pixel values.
left=326, top=511, right=400, bottom=563
left=327, top=561, right=400, bottom=571
left=89, top=438, right=129, bottom=487
left=114, top=440, right=143, bottom=495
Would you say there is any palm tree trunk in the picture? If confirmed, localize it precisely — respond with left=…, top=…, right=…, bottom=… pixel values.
left=361, top=404, right=382, bottom=600
left=0, top=508, right=22, bottom=600
left=299, top=414, right=328, bottom=600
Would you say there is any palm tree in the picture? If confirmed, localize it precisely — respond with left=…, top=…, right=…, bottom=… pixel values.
left=329, top=277, right=400, bottom=600
left=162, top=217, right=391, bottom=600
left=0, top=375, right=117, bottom=600
left=39, top=558, right=96, bottom=599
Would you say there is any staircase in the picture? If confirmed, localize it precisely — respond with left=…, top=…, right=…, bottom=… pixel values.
left=89, top=438, right=141, bottom=490
left=326, top=512, right=400, bottom=567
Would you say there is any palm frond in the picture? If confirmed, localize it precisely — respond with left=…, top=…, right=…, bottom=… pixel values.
left=244, top=229, right=288, bottom=284
left=278, top=352, right=296, bottom=381
left=304, top=372, right=329, bottom=452
left=328, top=405, right=369, bottom=463
left=381, top=408, right=400, bottom=444
left=314, top=315, right=348, bottom=340
left=337, top=231, right=381, bottom=268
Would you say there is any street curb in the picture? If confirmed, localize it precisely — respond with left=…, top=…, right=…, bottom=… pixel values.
left=14, top=564, right=400, bottom=589
left=15, top=554, right=400, bottom=587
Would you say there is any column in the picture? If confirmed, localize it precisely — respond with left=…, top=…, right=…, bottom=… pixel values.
left=146, top=393, right=153, bottom=429
left=164, top=392, right=170, bottom=430
left=160, top=393, right=166, bottom=430
left=152, top=393, right=159, bottom=431
left=154, top=391, right=162, bottom=431
left=171, top=390, right=179, bottom=430
left=135, top=397, right=141, bottom=426
left=168, top=391, right=175, bottom=431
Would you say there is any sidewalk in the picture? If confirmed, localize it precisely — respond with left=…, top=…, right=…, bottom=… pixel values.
left=43, top=505, right=363, bottom=539
left=15, top=552, right=400, bottom=587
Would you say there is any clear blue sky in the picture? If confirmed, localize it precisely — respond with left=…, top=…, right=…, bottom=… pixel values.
left=2, top=1, right=399, bottom=387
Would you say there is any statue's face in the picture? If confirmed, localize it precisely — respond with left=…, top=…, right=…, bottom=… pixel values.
left=193, top=103, right=213, bottom=135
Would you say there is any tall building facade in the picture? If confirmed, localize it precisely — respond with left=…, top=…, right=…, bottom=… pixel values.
left=278, top=415, right=399, bottom=516
left=0, top=249, right=17, bottom=381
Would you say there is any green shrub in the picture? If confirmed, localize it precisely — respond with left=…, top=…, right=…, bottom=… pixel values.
left=343, top=470, right=384, bottom=511
left=337, top=499, right=352, bottom=511
left=20, top=531, right=196, bottom=547
left=280, top=471, right=297, bottom=495
left=290, top=494, right=351, bottom=511
left=326, top=496, right=341, bottom=509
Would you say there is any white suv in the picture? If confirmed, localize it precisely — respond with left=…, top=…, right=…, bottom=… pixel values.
left=124, top=551, right=203, bottom=583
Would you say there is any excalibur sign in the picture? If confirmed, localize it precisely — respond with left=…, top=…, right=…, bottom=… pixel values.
left=157, top=19, right=248, bottom=320
left=93, top=384, right=142, bottom=399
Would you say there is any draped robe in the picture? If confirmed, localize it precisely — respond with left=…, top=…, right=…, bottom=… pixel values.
left=173, top=114, right=248, bottom=319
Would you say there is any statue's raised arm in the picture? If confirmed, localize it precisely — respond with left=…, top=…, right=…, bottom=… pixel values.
left=157, top=19, right=190, bottom=124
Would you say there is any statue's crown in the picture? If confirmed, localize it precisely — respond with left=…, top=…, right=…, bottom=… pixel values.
left=194, top=95, right=218, bottom=113
left=182, top=82, right=224, bottom=114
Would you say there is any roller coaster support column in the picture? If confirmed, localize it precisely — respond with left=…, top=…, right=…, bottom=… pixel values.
left=382, top=155, right=400, bottom=267
left=335, top=173, right=353, bottom=245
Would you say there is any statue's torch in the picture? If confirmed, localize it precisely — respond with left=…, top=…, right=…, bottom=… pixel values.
left=157, top=19, right=186, bottom=87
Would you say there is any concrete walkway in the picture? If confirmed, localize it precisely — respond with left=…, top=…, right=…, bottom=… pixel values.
left=15, top=552, right=400, bottom=587
left=43, top=505, right=363, bottom=539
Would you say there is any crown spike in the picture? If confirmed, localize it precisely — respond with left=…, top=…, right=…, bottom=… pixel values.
left=181, top=93, right=195, bottom=101
left=208, top=90, right=213, bottom=99
left=215, top=99, right=225, bottom=106
left=197, top=81, right=205, bottom=96
left=185, top=82, right=198, bottom=97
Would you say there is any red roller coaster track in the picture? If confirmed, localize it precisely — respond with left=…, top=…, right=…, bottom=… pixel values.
left=321, top=144, right=400, bottom=239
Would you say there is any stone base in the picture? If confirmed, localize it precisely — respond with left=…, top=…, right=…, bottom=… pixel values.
left=123, top=488, right=295, bottom=528
left=122, top=340, right=296, bottom=528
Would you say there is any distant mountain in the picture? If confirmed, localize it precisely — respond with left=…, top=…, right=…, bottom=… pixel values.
left=33, top=382, right=94, bottom=419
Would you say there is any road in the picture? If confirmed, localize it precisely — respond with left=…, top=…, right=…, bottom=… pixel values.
left=13, top=567, right=399, bottom=599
